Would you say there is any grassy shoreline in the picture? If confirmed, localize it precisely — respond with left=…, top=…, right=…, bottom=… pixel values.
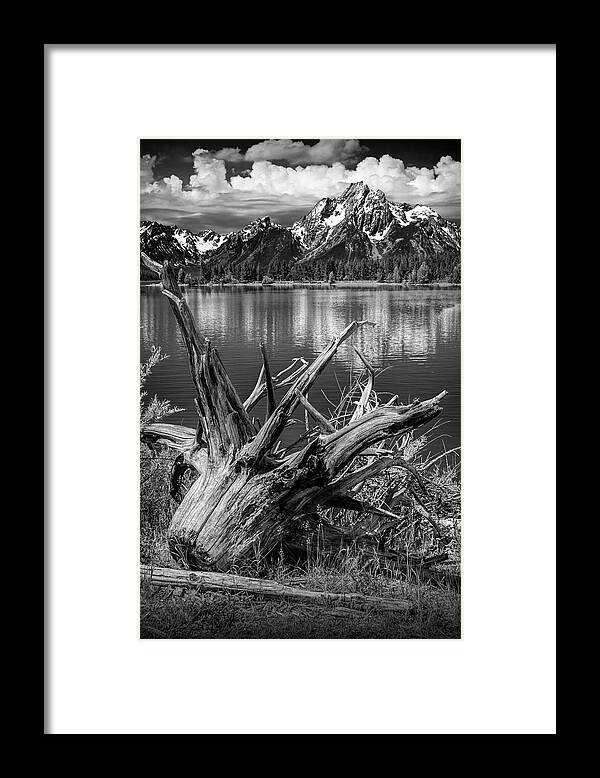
left=141, top=279, right=461, bottom=290
left=140, top=444, right=461, bottom=639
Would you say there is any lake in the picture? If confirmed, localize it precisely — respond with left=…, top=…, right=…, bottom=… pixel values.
left=140, top=285, right=461, bottom=457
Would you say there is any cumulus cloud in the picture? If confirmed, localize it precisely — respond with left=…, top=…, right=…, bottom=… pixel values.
left=140, top=148, right=230, bottom=204
left=189, top=148, right=230, bottom=193
left=230, top=161, right=350, bottom=197
left=210, top=139, right=368, bottom=166
left=162, top=174, right=184, bottom=195
left=228, top=154, right=461, bottom=203
left=140, top=154, right=158, bottom=190
left=347, top=154, right=461, bottom=200
left=243, top=138, right=367, bottom=166
left=213, top=147, right=245, bottom=162
left=140, top=146, right=461, bottom=232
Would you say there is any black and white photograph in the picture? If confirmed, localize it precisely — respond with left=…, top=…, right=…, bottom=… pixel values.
left=139, top=138, right=461, bottom=638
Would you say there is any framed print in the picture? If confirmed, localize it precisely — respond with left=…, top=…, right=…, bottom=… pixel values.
left=46, top=44, right=556, bottom=734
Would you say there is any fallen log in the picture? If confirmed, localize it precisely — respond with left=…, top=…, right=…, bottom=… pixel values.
left=141, top=565, right=412, bottom=613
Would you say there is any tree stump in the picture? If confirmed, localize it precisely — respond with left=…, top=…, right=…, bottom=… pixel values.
left=141, top=255, right=446, bottom=571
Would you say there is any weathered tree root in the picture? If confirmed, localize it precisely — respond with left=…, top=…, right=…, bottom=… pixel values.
left=141, top=255, right=447, bottom=572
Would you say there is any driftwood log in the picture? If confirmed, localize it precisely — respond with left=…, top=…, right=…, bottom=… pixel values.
left=141, top=254, right=446, bottom=572
left=141, top=565, right=411, bottom=612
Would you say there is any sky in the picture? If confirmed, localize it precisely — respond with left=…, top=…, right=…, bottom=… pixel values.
left=140, top=139, right=461, bottom=234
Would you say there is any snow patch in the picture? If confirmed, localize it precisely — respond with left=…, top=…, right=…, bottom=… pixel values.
left=389, top=203, right=437, bottom=225
left=292, top=224, right=306, bottom=245
left=389, top=203, right=408, bottom=223
left=238, top=217, right=276, bottom=242
left=173, top=230, right=190, bottom=248
left=173, top=228, right=225, bottom=254
left=405, top=205, right=436, bottom=222
left=369, top=224, right=391, bottom=241
left=324, top=205, right=346, bottom=228
left=193, top=233, right=225, bottom=253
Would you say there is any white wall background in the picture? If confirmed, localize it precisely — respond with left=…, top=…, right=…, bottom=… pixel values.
left=47, top=45, right=556, bottom=734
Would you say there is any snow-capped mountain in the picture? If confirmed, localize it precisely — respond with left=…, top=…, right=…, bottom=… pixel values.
left=140, top=221, right=225, bottom=265
left=292, top=182, right=460, bottom=271
left=140, top=182, right=460, bottom=283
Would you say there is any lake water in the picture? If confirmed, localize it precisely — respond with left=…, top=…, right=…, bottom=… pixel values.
left=140, top=285, right=461, bottom=456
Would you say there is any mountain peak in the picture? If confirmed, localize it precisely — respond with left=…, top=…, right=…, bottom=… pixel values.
left=248, top=216, right=272, bottom=227
left=340, top=181, right=370, bottom=198
left=140, top=186, right=460, bottom=283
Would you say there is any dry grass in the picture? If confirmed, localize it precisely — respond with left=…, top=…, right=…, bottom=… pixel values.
left=140, top=445, right=174, bottom=568
left=139, top=444, right=460, bottom=639
left=140, top=578, right=460, bottom=639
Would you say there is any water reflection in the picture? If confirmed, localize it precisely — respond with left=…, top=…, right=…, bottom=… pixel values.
left=140, top=286, right=461, bottom=452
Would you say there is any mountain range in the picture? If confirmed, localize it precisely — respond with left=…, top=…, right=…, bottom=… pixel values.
left=140, top=181, right=461, bottom=283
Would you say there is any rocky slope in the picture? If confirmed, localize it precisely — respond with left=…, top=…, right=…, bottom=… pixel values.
left=140, top=182, right=461, bottom=282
